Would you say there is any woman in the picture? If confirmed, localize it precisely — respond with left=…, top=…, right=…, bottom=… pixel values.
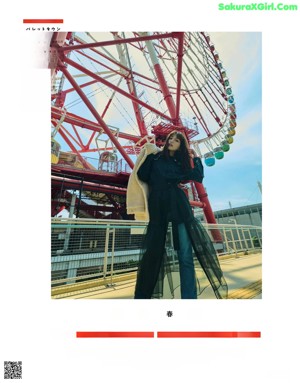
left=128, top=130, right=227, bottom=299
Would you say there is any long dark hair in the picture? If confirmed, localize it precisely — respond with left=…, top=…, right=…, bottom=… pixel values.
left=162, top=130, right=192, bottom=171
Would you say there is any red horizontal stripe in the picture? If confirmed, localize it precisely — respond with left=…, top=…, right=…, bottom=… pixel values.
left=77, top=331, right=154, bottom=338
left=157, top=331, right=261, bottom=338
left=23, top=19, right=64, bottom=24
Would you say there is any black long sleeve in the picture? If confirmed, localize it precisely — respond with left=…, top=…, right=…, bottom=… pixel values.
left=137, top=154, right=204, bottom=186
left=165, top=157, right=204, bottom=184
left=137, top=154, right=155, bottom=183
left=187, top=157, right=204, bottom=183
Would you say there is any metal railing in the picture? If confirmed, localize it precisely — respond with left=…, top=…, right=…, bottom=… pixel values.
left=51, top=218, right=262, bottom=287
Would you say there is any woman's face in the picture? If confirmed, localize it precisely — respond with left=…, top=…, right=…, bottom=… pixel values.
left=167, top=135, right=181, bottom=152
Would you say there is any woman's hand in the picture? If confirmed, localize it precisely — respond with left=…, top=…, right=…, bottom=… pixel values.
left=188, top=149, right=197, bottom=159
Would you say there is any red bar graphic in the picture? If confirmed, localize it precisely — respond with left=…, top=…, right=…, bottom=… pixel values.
left=77, top=331, right=154, bottom=338
left=23, top=19, right=64, bottom=24
left=157, top=331, right=261, bottom=338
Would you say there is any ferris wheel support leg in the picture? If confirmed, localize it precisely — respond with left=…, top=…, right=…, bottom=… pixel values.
left=144, top=36, right=178, bottom=122
left=113, top=33, right=148, bottom=137
left=194, top=182, right=223, bottom=243
left=175, top=32, right=185, bottom=123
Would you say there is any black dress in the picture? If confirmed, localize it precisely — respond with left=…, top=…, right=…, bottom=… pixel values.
left=134, top=152, right=228, bottom=299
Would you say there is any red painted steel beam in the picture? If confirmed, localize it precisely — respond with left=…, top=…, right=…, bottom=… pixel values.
left=71, top=124, right=85, bottom=148
left=194, top=182, right=223, bottom=242
left=125, top=72, right=148, bottom=137
left=153, top=63, right=177, bottom=121
left=58, top=61, right=135, bottom=169
left=51, top=176, right=127, bottom=195
left=52, top=80, right=99, bottom=102
left=189, top=200, right=205, bottom=208
left=75, top=205, right=117, bottom=212
left=111, top=32, right=148, bottom=137
left=74, top=36, right=162, bottom=89
left=76, top=146, right=139, bottom=153
left=64, top=79, right=98, bottom=95
left=143, top=32, right=181, bottom=125
left=51, top=164, right=129, bottom=180
left=76, top=49, right=125, bottom=78
left=62, top=55, right=172, bottom=122
left=57, top=126, right=93, bottom=170
left=52, top=107, right=141, bottom=143
left=196, top=90, right=222, bottom=127
left=59, top=32, right=176, bottom=53
left=183, top=93, right=211, bottom=136
left=84, top=79, right=122, bottom=150
left=52, top=108, right=102, bottom=132
left=60, top=125, right=83, bottom=149
left=175, top=32, right=185, bottom=124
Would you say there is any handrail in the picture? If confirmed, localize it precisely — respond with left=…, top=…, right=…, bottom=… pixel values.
left=51, top=217, right=262, bottom=230
left=51, top=217, right=262, bottom=288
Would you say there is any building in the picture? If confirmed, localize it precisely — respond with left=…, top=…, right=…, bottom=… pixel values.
left=214, top=203, right=262, bottom=226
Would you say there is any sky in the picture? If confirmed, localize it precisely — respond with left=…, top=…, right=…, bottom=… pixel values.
left=53, top=31, right=262, bottom=213
left=203, top=32, right=262, bottom=210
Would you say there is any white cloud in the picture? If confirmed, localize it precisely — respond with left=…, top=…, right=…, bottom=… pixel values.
left=210, top=32, right=261, bottom=87
left=237, top=106, right=262, bottom=134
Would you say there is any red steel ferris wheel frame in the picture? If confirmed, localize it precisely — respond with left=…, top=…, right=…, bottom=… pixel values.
left=51, top=32, right=223, bottom=238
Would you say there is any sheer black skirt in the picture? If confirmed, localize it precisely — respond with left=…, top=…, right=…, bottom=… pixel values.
left=134, top=218, right=228, bottom=299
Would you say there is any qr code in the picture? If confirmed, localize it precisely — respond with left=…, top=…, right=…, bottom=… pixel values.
left=4, top=361, right=22, bottom=379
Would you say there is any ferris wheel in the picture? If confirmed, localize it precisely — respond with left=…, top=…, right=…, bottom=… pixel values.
left=50, top=31, right=237, bottom=230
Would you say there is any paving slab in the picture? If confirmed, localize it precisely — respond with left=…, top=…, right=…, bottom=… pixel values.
left=53, top=252, right=262, bottom=299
